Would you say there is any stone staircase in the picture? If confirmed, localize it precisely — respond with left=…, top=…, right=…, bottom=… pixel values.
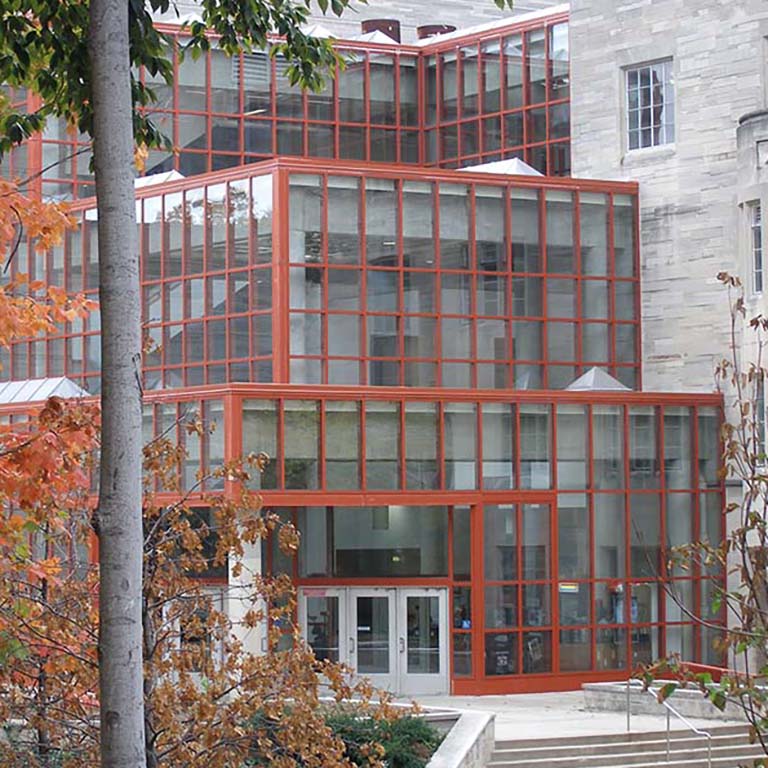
left=489, top=724, right=764, bottom=768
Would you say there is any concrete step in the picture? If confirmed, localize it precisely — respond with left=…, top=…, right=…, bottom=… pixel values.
left=489, top=742, right=765, bottom=768
left=489, top=725, right=761, bottom=768
left=493, top=724, right=748, bottom=751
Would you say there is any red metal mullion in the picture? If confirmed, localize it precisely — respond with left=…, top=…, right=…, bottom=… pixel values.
left=622, top=405, right=631, bottom=672
left=363, top=53, right=371, bottom=162
left=394, top=54, right=402, bottom=164
left=270, top=56, right=278, bottom=156
left=469, top=185, right=478, bottom=389
left=633, top=196, right=642, bottom=389
left=692, top=406, right=702, bottom=661
left=360, top=178, right=369, bottom=385
left=521, top=32, right=529, bottom=157
left=539, top=190, right=549, bottom=387
left=271, top=169, right=290, bottom=384
left=505, top=186, right=515, bottom=387
left=433, top=182, right=443, bottom=386
left=399, top=399, right=406, bottom=490
left=516, top=503, right=524, bottom=674
left=321, top=174, right=329, bottom=384
left=276, top=398, right=285, bottom=490
left=205, top=49, right=213, bottom=172
left=471, top=502, right=484, bottom=682
left=334, top=60, right=341, bottom=163
left=437, top=401, right=445, bottom=491
left=574, top=191, right=583, bottom=373
left=607, top=192, right=618, bottom=378
left=319, top=400, right=327, bottom=491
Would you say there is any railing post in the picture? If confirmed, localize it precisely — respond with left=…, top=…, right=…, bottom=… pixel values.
left=707, top=735, right=712, bottom=768
left=626, top=679, right=631, bottom=732
left=666, top=708, right=670, bottom=761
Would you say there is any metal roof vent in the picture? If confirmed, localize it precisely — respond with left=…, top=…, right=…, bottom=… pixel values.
left=361, top=19, right=401, bottom=43
left=417, top=24, right=457, bottom=40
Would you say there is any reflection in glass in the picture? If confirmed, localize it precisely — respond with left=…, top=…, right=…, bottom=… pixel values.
left=306, top=596, right=340, bottom=662
left=406, top=596, right=440, bottom=674
left=325, top=401, right=360, bottom=489
left=405, top=402, right=438, bottom=489
left=629, top=406, right=659, bottom=489
left=453, top=507, right=471, bottom=581
left=594, top=495, right=625, bottom=578
left=284, top=400, right=319, bottom=489
left=453, top=633, right=472, bottom=677
left=520, top=405, right=551, bottom=489
left=482, top=403, right=515, bottom=489
left=242, top=400, right=278, bottom=489
left=630, top=494, right=661, bottom=577
left=560, top=628, right=590, bottom=671
left=664, top=407, right=692, bottom=489
left=365, top=401, right=400, bottom=489
left=485, top=586, right=517, bottom=629
left=485, top=632, right=517, bottom=676
left=523, top=630, right=551, bottom=673
left=484, top=505, right=517, bottom=581
left=522, top=504, right=549, bottom=580
left=593, top=405, right=624, bottom=489
left=444, top=403, right=476, bottom=490
left=557, top=405, right=587, bottom=488
left=356, top=596, right=390, bottom=674
left=558, top=494, right=588, bottom=579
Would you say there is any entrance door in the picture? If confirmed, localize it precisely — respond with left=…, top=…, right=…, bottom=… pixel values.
left=397, top=588, right=448, bottom=696
left=299, top=587, right=448, bottom=695
left=349, top=588, right=398, bottom=692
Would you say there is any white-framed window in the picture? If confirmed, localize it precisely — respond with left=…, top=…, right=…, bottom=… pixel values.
left=749, top=201, right=764, bottom=294
left=626, top=60, right=674, bottom=150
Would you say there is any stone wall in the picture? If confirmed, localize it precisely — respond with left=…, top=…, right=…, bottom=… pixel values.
left=159, top=1, right=561, bottom=42
left=569, top=0, right=768, bottom=393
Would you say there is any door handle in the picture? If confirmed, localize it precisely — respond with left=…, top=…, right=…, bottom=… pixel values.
left=399, top=637, right=405, bottom=653
left=349, top=637, right=356, bottom=654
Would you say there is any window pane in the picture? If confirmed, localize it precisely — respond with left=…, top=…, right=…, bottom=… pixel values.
left=284, top=400, right=319, bottom=489
left=444, top=403, right=477, bottom=490
left=557, top=405, right=587, bottom=489
left=484, top=504, right=517, bottom=580
left=630, top=493, right=660, bottom=577
left=453, top=506, right=471, bottom=581
left=405, top=402, right=438, bottom=489
left=325, top=401, right=360, bottom=490
left=520, top=404, right=551, bottom=489
left=595, top=494, right=625, bottom=578
left=365, top=401, right=400, bottom=489
left=630, top=406, right=659, bottom=489
left=243, top=400, right=278, bottom=490
left=664, top=407, right=692, bottom=489
left=558, top=493, right=588, bottom=579
left=482, top=403, right=515, bottom=489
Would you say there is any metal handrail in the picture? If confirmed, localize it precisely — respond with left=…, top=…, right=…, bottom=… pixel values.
left=626, top=679, right=713, bottom=768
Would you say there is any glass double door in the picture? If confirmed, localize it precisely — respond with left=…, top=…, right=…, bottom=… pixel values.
left=299, top=587, right=448, bottom=696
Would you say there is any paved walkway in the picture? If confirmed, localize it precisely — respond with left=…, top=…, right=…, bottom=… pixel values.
left=413, top=691, right=743, bottom=742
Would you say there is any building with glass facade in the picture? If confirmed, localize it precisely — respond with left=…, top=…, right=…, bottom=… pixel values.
left=0, top=3, right=727, bottom=694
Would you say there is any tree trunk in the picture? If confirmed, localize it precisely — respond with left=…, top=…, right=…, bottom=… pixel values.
left=89, top=1, right=146, bottom=766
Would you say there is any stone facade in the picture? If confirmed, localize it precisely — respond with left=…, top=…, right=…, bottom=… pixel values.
left=161, top=1, right=561, bottom=43
left=569, top=0, right=768, bottom=393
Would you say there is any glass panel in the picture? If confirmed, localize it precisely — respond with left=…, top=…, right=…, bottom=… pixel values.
left=485, top=632, right=518, bottom=676
left=700, top=492, right=722, bottom=547
left=284, top=400, right=319, bottom=489
left=630, top=406, right=659, bottom=489
left=243, top=400, right=278, bottom=489
left=334, top=506, right=448, bottom=577
left=560, top=629, right=590, bottom=671
left=546, top=191, right=574, bottom=274
left=630, top=494, right=661, bottom=577
left=444, top=403, right=476, bottom=490
left=557, top=405, right=587, bottom=489
left=406, top=596, right=440, bottom=674
left=400, top=57, right=419, bottom=126
left=403, top=182, right=435, bottom=268
left=484, top=504, right=517, bottom=581
left=522, top=503, right=549, bottom=580
left=365, top=401, right=400, bottom=489
left=306, top=596, right=340, bottom=662
left=325, top=401, right=360, bottom=490
left=327, top=176, right=360, bottom=265
left=549, top=23, right=569, bottom=100
left=697, top=407, right=721, bottom=489
left=405, top=402, right=438, bottom=490
left=614, top=195, right=636, bottom=277
left=523, top=630, right=551, bottom=673
left=559, top=581, right=589, bottom=627
left=580, top=193, right=608, bottom=275
left=525, top=28, right=546, bottom=104
left=485, top=585, right=517, bottom=629
left=664, top=407, right=692, bottom=489
left=520, top=404, right=551, bottom=489
left=369, top=54, right=395, bottom=124
left=511, top=189, right=540, bottom=272
left=453, top=633, right=472, bottom=677
left=441, top=51, right=458, bottom=121
left=595, top=494, right=625, bottom=578
left=356, top=596, right=390, bottom=674
left=666, top=493, right=694, bottom=575
left=365, top=177, right=398, bottom=266
left=503, top=33, right=523, bottom=109
left=481, top=39, right=502, bottom=113
left=453, top=587, right=471, bottom=628
left=558, top=494, right=588, bottom=579
left=592, top=405, right=624, bottom=490
left=453, top=506, right=471, bottom=581
left=439, top=184, right=470, bottom=269
left=596, top=627, right=626, bottom=670
left=476, top=186, right=506, bottom=272
left=297, top=506, right=330, bottom=578
left=482, top=403, right=515, bottom=489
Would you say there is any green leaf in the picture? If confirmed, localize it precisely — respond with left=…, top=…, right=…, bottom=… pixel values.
left=658, top=682, right=677, bottom=702
left=709, top=690, right=727, bottom=711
